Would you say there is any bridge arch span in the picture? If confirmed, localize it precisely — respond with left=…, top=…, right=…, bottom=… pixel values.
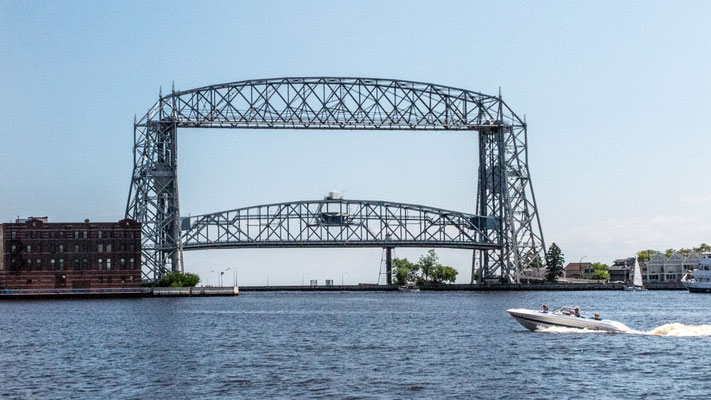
left=180, top=199, right=500, bottom=251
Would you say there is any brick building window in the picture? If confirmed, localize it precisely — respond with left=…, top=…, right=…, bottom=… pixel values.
left=74, top=259, right=79, bottom=270
left=36, top=259, right=41, bottom=270
left=107, top=259, right=112, bottom=270
left=11, top=231, right=16, bottom=239
left=98, top=231, right=103, bottom=239
left=106, top=244, right=112, bottom=252
left=59, top=245, right=64, bottom=253
left=130, top=258, right=135, bottom=269
left=98, top=244, right=103, bottom=252
left=98, top=259, right=103, bottom=270
left=75, top=231, right=79, bottom=239
left=27, top=259, right=32, bottom=270
left=59, top=259, right=64, bottom=270
left=82, top=259, right=88, bottom=270
left=83, top=231, right=87, bottom=239
left=75, top=245, right=79, bottom=252
left=27, top=245, right=31, bottom=253
left=120, top=258, right=126, bottom=269
left=50, top=259, right=55, bottom=270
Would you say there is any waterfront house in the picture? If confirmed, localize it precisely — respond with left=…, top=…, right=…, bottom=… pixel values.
left=609, top=257, right=635, bottom=282
left=564, top=262, right=594, bottom=279
left=644, top=253, right=666, bottom=282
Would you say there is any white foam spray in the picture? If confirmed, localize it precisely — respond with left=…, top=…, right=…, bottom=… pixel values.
left=538, top=323, right=711, bottom=337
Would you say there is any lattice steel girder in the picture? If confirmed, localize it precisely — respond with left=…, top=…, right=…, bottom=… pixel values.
left=126, top=77, right=546, bottom=283
left=180, top=200, right=501, bottom=250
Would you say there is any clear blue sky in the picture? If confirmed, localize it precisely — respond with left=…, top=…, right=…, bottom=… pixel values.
left=1, top=1, right=709, bottom=285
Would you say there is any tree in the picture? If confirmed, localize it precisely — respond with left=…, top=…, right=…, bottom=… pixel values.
left=545, top=243, right=565, bottom=283
left=693, top=243, right=711, bottom=253
left=636, top=250, right=658, bottom=262
left=664, top=248, right=676, bottom=257
left=157, top=271, right=201, bottom=287
left=418, top=249, right=438, bottom=282
left=429, top=265, right=458, bottom=284
left=392, top=258, right=419, bottom=285
left=392, top=250, right=459, bottom=285
left=587, top=262, right=610, bottom=280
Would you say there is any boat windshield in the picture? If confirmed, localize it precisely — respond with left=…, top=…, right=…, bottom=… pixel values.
left=552, top=306, right=599, bottom=319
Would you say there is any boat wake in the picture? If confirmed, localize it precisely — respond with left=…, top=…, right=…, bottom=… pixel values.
left=632, top=323, right=711, bottom=337
left=538, top=323, right=711, bottom=336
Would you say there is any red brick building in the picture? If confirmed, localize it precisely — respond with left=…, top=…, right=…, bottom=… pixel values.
left=0, top=217, right=142, bottom=289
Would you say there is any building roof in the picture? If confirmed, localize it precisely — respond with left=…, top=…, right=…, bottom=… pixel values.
left=565, top=262, right=593, bottom=272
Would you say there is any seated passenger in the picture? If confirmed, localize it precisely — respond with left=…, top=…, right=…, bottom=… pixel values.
left=594, top=313, right=600, bottom=320
left=574, top=307, right=580, bottom=317
left=542, top=305, right=549, bottom=312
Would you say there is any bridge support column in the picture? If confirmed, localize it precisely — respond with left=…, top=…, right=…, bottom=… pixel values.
left=385, top=247, right=393, bottom=286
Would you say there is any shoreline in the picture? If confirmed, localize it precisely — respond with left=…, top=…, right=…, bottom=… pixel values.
left=0, top=281, right=687, bottom=299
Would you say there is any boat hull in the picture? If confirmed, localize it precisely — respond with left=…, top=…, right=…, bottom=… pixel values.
left=507, top=309, right=630, bottom=332
left=624, top=286, right=646, bottom=291
left=685, top=282, right=711, bottom=293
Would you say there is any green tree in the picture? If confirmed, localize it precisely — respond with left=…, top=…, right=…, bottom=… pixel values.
left=157, top=271, right=201, bottom=287
left=587, top=262, right=610, bottom=280
left=429, top=265, right=459, bottom=284
left=418, top=249, right=438, bottom=282
left=545, top=243, right=565, bottom=283
left=693, top=243, right=711, bottom=253
left=392, top=250, right=459, bottom=285
left=392, top=258, right=419, bottom=285
left=664, top=248, right=676, bottom=257
left=636, top=250, right=658, bottom=262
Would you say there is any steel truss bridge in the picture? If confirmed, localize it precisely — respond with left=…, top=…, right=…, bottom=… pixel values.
left=180, top=200, right=500, bottom=250
left=126, top=77, right=546, bottom=283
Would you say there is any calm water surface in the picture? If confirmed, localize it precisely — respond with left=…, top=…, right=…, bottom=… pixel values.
left=2, top=291, right=711, bottom=399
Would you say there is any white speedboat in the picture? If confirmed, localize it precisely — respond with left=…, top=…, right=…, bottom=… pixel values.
left=683, top=255, right=711, bottom=293
left=624, top=259, right=647, bottom=291
left=507, top=307, right=630, bottom=332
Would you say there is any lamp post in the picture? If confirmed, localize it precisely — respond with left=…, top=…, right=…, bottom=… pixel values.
left=579, top=256, right=587, bottom=279
left=301, top=273, right=308, bottom=286
left=341, top=272, right=348, bottom=286
left=226, top=267, right=237, bottom=286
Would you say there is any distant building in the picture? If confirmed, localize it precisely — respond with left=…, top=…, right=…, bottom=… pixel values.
left=564, top=262, right=594, bottom=279
left=609, top=257, right=635, bottom=282
left=642, top=252, right=702, bottom=282
left=0, top=217, right=142, bottom=290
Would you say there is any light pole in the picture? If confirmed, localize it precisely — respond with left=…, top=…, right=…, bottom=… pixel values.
left=302, top=273, right=308, bottom=286
left=579, top=256, right=587, bottom=279
left=226, top=267, right=237, bottom=286
left=211, top=270, right=221, bottom=287
left=341, top=272, right=348, bottom=286
left=267, top=273, right=273, bottom=287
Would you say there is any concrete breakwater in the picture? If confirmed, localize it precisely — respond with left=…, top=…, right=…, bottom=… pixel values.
left=0, top=286, right=240, bottom=299
left=240, top=281, right=687, bottom=291
left=0, top=282, right=686, bottom=299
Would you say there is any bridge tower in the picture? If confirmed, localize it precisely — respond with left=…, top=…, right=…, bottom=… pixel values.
left=126, top=77, right=545, bottom=283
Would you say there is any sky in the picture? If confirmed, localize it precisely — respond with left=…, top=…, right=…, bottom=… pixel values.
left=1, top=1, right=709, bottom=285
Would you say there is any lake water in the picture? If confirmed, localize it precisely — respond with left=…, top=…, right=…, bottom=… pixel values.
left=2, top=290, right=711, bottom=399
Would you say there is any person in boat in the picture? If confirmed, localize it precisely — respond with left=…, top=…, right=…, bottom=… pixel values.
left=594, top=313, right=600, bottom=320
left=574, top=307, right=581, bottom=317
left=542, top=305, right=549, bottom=313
